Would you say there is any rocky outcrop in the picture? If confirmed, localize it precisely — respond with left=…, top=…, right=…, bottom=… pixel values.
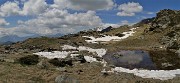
left=135, top=17, right=155, bottom=27
left=148, top=9, right=180, bottom=32
left=101, top=26, right=113, bottom=33
left=145, top=9, right=180, bottom=50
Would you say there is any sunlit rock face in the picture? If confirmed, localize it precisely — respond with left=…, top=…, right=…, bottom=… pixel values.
left=148, top=9, right=180, bottom=31
left=145, top=9, right=180, bottom=50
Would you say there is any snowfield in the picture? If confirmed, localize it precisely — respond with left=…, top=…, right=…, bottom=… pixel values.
left=34, top=45, right=106, bottom=59
left=112, top=67, right=180, bottom=80
left=83, top=27, right=138, bottom=43
left=61, top=45, right=107, bottom=57
left=84, top=56, right=98, bottom=63
left=62, top=45, right=77, bottom=50
left=33, top=51, right=77, bottom=59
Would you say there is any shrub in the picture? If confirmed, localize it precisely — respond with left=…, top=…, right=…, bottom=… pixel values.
left=76, top=55, right=86, bottom=63
left=165, top=31, right=176, bottom=37
left=18, top=55, right=39, bottom=65
left=115, top=33, right=125, bottom=37
left=49, top=58, right=73, bottom=67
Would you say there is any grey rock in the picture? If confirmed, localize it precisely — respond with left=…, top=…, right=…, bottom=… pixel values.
left=4, top=59, right=14, bottom=63
left=37, top=60, right=49, bottom=69
left=176, top=49, right=180, bottom=54
left=56, top=67, right=66, bottom=72
left=55, top=75, right=79, bottom=83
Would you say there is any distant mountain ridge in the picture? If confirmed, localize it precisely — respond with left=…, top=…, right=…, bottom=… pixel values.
left=0, top=33, right=64, bottom=45
left=0, top=35, right=29, bottom=44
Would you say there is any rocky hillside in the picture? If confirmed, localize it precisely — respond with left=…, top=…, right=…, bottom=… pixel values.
left=145, top=9, right=180, bottom=51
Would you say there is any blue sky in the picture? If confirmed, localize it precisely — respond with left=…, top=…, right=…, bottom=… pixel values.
left=0, top=0, right=179, bottom=39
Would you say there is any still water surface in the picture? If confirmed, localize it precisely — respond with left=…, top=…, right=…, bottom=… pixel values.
left=103, top=50, right=180, bottom=70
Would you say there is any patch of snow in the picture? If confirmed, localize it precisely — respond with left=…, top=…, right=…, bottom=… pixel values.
left=112, top=67, right=180, bottom=80
left=61, top=45, right=77, bottom=50
left=34, top=45, right=107, bottom=59
left=101, top=68, right=115, bottom=73
left=61, top=45, right=107, bottom=57
left=84, top=56, right=98, bottom=63
left=33, top=51, right=77, bottom=59
left=100, top=59, right=107, bottom=67
left=83, top=27, right=138, bottom=43
left=78, top=46, right=107, bottom=57
left=70, top=54, right=79, bottom=58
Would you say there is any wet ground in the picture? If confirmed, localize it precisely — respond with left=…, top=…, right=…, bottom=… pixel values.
left=103, top=50, right=180, bottom=70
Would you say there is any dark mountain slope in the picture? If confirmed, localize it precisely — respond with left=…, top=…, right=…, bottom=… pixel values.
left=144, top=9, right=180, bottom=50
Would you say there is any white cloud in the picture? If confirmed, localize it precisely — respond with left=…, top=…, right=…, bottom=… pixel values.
left=103, top=20, right=135, bottom=28
left=20, top=0, right=48, bottom=15
left=0, top=18, right=9, bottom=26
left=117, top=2, right=143, bottom=16
left=146, top=12, right=154, bottom=15
left=117, top=12, right=135, bottom=16
left=20, top=9, right=102, bottom=29
left=120, top=20, right=129, bottom=25
left=0, top=25, right=76, bottom=38
left=0, top=0, right=48, bottom=16
left=1, top=9, right=103, bottom=37
left=103, top=23, right=120, bottom=28
left=0, top=0, right=118, bottom=39
left=0, top=0, right=114, bottom=16
left=52, top=0, right=115, bottom=10
left=120, top=20, right=135, bottom=26
left=0, top=1, right=20, bottom=17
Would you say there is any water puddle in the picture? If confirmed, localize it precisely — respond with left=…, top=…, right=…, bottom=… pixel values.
left=103, top=50, right=180, bottom=70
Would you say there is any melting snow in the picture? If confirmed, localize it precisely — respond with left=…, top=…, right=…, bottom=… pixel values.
left=112, top=67, right=180, bottom=80
left=70, top=54, right=79, bottom=58
left=62, top=45, right=77, bottom=50
left=34, top=45, right=106, bottom=59
left=83, top=27, right=138, bottom=43
left=84, top=56, right=98, bottom=63
left=78, top=46, right=107, bottom=57
left=61, top=45, right=107, bottom=57
left=33, top=51, right=77, bottom=59
left=34, top=44, right=180, bottom=80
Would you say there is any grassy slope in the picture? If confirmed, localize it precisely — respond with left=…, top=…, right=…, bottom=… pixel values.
left=99, top=25, right=164, bottom=51
left=5, top=24, right=166, bottom=53
left=0, top=53, right=179, bottom=83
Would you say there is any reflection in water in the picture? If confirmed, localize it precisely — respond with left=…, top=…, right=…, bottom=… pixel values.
left=149, top=51, right=180, bottom=70
left=103, top=50, right=180, bottom=70
left=114, top=51, right=143, bottom=64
